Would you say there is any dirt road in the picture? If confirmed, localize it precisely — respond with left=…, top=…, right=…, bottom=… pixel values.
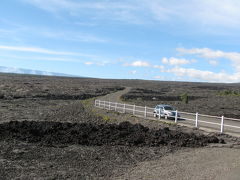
left=98, top=87, right=132, bottom=102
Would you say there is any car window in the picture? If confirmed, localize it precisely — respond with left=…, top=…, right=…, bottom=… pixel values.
left=164, top=106, right=174, bottom=110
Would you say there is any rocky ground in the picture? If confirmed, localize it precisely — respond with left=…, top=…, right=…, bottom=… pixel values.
left=0, top=120, right=221, bottom=147
left=0, top=73, right=239, bottom=179
left=121, top=83, right=240, bottom=119
left=0, top=101, right=233, bottom=180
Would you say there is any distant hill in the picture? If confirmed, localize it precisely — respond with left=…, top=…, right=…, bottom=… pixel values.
left=0, top=66, right=77, bottom=77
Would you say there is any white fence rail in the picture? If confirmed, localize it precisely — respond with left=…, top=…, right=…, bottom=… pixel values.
left=95, top=100, right=240, bottom=134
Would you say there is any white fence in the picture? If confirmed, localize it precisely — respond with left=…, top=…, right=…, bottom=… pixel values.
left=95, top=100, right=240, bottom=134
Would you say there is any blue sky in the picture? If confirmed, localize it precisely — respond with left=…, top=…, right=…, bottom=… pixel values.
left=1, top=0, right=240, bottom=82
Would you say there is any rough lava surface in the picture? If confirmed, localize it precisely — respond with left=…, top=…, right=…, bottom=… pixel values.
left=0, top=121, right=221, bottom=147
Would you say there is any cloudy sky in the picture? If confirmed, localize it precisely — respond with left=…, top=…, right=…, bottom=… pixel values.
left=1, top=0, right=240, bottom=82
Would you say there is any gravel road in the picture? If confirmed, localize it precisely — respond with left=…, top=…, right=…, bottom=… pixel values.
left=114, top=147, right=240, bottom=180
left=98, top=87, right=132, bottom=102
left=95, top=87, right=240, bottom=180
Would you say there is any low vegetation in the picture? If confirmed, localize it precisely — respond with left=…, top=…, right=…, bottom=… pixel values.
left=218, top=90, right=240, bottom=96
left=180, top=93, right=189, bottom=104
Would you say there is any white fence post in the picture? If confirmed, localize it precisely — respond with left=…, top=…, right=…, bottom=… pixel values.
left=144, top=106, right=147, bottom=118
left=221, top=115, right=224, bottom=133
left=133, top=105, right=136, bottom=115
left=103, top=101, right=106, bottom=109
left=123, top=104, right=126, bottom=113
left=195, top=112, right=198, bottom=127
left=175, top=110, right=178, bottom=123
left=115, top=102, right=117, bottom=111
left=158, top=110, right=161, bottom=119
left=109, top=101, right=111, bottom=110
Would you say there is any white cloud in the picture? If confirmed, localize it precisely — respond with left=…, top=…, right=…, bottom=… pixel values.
left=22, top=0, right=79, bottom=12
left=41, top=30, right=108, bottom=43
left=0, top=45, right=112, bottom=66
left=192, top=0, right=240, bottom=27
left=0, top=45, right=83, bottom=56
left=161, top=57, right=168, bottom=64
left=0, top=18, right=109, bottom=44
left=84, top=61, right=109, bottom=66
left=153, top=65, right=164, bottom=72
left=177, top=47, right=240, bottom=71
left=153, top=65, right=164, bottom=69
left=146, top=1, right=174, bottom=21
left=21, top=0, right=240, bottom=29
left=154, top=75, right=164, bottom=80
left=84, top=62, right=94, bottom=65
left=146, top=0, right=240, bottom=28
left=22, top=0, right=143, bottom=24
left=124, top=60, right=150, bottom=67
left=130, top=70, right=137, bottom=74
left=161, top=57, right=195, bottom=66
left=22, top=0, right=136, bottom=11
left=177, top=47, right=226, bottom=59
left=170, top=47, right=240, bottom=82
left=0, top=28, right=14, bottom=34
left=166, top=66, right=240, bottom=83
left=209, top=60, right=218, bottom=66
left=0, top=53, right=86, bottom=63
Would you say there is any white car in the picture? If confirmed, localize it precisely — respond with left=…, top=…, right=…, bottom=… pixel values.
left=153, top=104, right=180, bottom=119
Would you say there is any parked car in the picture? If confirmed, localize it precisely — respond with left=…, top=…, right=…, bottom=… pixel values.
left=153, top=104, right=180, bottom=119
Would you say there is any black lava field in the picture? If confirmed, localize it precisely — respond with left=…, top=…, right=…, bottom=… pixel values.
left=0, top=121, right=222, bottom=147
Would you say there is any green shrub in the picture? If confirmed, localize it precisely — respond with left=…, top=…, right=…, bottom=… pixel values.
left=180, top=93, right=189, bottom=104
left=102, top=115, right=111, bottom=122
left=218, top=90, right=240, bottom=96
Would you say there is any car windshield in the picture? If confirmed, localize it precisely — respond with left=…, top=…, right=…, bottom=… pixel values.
left=164, top=106, right=174, bottom=110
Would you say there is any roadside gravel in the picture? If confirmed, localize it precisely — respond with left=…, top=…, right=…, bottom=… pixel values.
left=114, top=147, right=240, bottom=180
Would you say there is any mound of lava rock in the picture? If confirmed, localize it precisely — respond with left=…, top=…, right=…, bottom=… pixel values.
left=0, top=121, right=222, bottom=147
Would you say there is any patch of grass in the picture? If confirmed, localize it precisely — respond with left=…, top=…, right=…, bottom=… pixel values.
left=218, top=90, right=240, bottom=96
left=100, top=114, right=117, bottom=122
left=162, top=121, right=177, bottom=126
left=180, top=93, right=189, bottom=104
left=112, top=111, right=121, bottom=115
left=82, top=98, right=95, bottom=107
left=82, top=99, right=116, bottom=122
left=102, top=115, right=111, bottom=122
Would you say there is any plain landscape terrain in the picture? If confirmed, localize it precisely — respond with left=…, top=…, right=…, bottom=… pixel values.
left=0, top=73, right=239, bottom=180
left=121, top=81, right=240, bottom=119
